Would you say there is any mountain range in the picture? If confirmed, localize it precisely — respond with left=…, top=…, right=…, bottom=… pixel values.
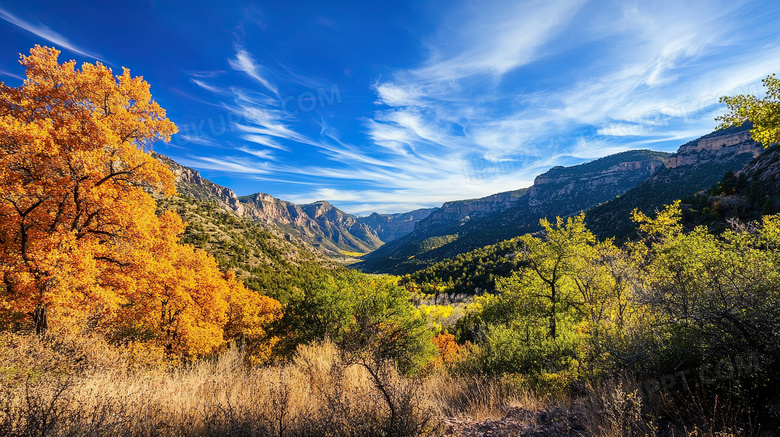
left=152, top=152, right=432, bottom=257
left=399, top=124, right=772, bottom=297
left=356, top=149, right=670, bottom=274
left=152, top=122, right=764, bottom=277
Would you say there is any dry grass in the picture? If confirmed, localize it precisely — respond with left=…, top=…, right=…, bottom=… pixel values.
left=579, top=373, right=767, bottom=437
left=1, top=331, right=764, bottom=436
left=579, top=374, right=655, bottom=437
left=0, top=329, right=542, bottom=437
left=424, top=373, right=540, bottom=421
left=0, top=338, right=437, bottom=437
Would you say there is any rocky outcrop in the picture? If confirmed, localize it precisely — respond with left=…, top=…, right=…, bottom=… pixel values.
left=665, top=128, right=760, bottom=168
left=240, top=193, right=311, bottom=227
left=416, top=190, right=528, bottom=232
left=527, top=154, right=666, bottom=209
left=152, top=153, right=386, bottom=255
left=356, top=209, right=435, bottom=242
left=737, top=146, right=780, bottom=183
left=152, top=152, right=247, bottom=215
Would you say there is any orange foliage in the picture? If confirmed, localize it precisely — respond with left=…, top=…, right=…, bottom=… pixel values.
left=430, top=332, right=461, bottom=368
left=0, top=46, right=280, bottom=358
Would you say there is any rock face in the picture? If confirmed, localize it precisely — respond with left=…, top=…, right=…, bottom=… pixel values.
left=355, top=209, right=435, bottom=243
left=416, top=190, right=528, bottom=233
left=665, top=128, right=759, bottom=168
left=239, top=193, right=304, bottom=226
left=153, top=153, right=247, bottom=216
left=152, top=153, right=389, bottom=255
left=525, top=151, right=667, bottom=212
left=528, top=160, right=664, bottom=203
left=586, top=123, right=764, bottom=240
left=298, top=201, right=383, bottom=252
left=358, top=149, right=669, bottom=274
left=737, top=146, right=780, bottom=185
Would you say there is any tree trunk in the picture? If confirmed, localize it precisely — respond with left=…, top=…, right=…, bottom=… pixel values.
left=34, top=303, right=47, bottom=336
left=549, top=284, right=557, bottom=339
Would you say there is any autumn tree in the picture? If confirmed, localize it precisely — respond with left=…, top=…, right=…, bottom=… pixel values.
left=0, top=46, right=279, bottom=358
left=0, top=46, right=180, bottom=334
left=113, top=210, right=281, bottom=357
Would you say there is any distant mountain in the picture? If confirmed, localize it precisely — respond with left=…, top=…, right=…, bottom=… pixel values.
left=151, top=153, right=432, bottom=256
left=415, top=189, right=530, bottom=234
left=239, top=194, right=383, bottom=254
left=357, top=149, right=669, bottom=274
left=355, top=209, right=437, bottom=243
left=586, top=123, right=763, bottom=240
left=402, top=125, right=769, bottom=297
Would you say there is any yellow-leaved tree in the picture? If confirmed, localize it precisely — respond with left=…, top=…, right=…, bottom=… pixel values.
left=0, top=46, right=279, bottom=357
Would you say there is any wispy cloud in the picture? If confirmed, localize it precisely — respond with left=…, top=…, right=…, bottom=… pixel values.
left=176, top=155, right=271, bottom=175
left=190, top=79, right=230, bottom=96
left=345, top=0, right=780, bottom=213
left=411, top=0, right=587, bottom=82
left=228, top=46, right=279, bottom=96
left=237, top=146, right=275, bottom=160
left=0, top=7, right=103, bottom=60
left=240, top=134, right=289, bottom=151
left=0, top=68, right=23, bottom=80
left=171, top=0, right=780, bottom=216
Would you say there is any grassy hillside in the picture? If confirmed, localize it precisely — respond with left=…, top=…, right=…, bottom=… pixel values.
left=157, top=195, right=339, bottom=303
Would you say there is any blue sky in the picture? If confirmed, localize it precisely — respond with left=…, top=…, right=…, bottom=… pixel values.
left=2, top=1, right=780, bottom=215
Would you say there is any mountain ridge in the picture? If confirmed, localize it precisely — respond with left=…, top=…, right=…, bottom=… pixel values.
left=586, top=123, right=763, bottom=240
left=151, top=152, right=432, bottom=256
left=357, top=148, right=670, bottom=274
left=396, top=125, right=767, bottom=297
left=154, top=123, right=761, bottom=269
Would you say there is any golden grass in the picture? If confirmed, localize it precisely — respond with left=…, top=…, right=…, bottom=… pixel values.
left=339, top=251, right=367, bottom=258
left=0, top=328, right=544, bottom=437
left=0, top=331, right=758, bottom=436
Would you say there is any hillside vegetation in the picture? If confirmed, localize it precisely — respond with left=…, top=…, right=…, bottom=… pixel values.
left=156, top=195, right=337, bottom=303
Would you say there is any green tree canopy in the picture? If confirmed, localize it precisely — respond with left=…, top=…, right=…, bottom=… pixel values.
left=718, top=73, right=780, bottom=147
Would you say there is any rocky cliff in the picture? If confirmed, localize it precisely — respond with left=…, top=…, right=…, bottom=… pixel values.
left=356, top=209, right=435, bottom=243
left=416, top=189, right=528, bottom=233
left=152, top=153, right=248, bottom=216
left=664, top=128, right=759, bottom=168
left=525, top=151, right=667, bottom=212
left=152, top=153, right=386, bottom=255
left=528, top=160, right=664, bottom=201
left=358, top=149, right=669, bottom=274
